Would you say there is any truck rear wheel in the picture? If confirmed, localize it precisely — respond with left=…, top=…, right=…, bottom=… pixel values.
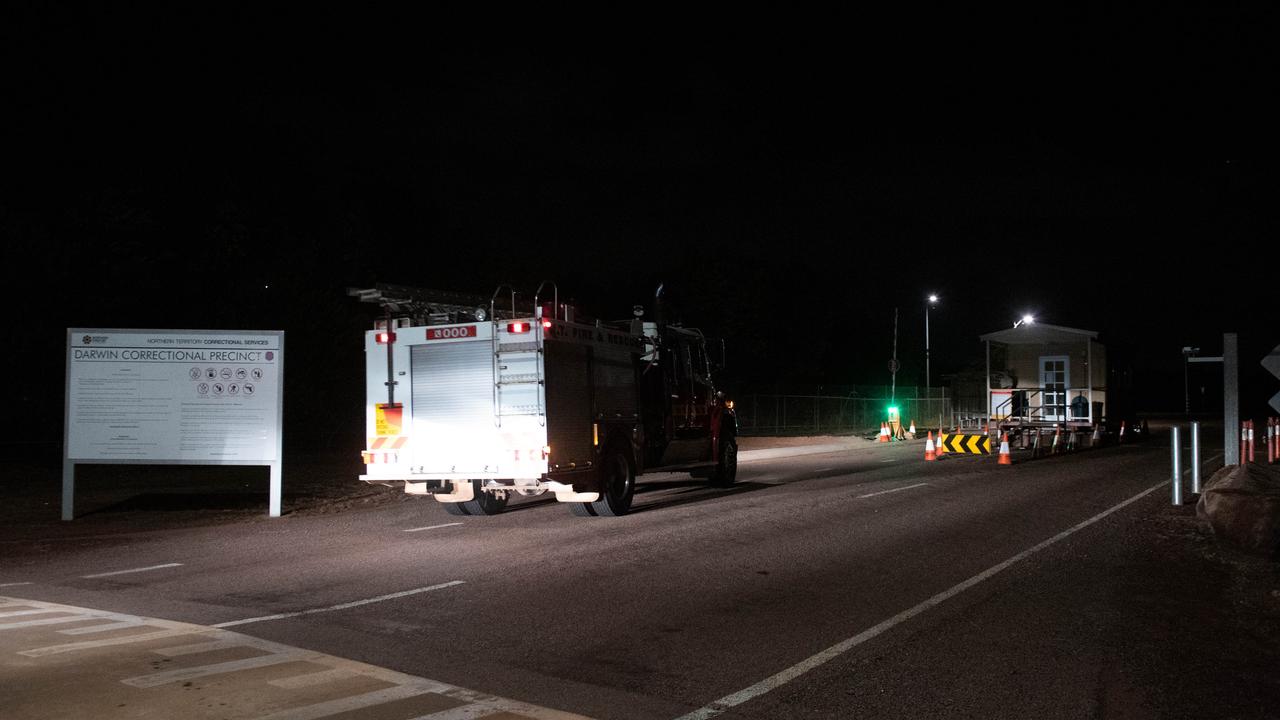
left=709, top=436, right=738, bottom=487
left=584, top=447, right=635, bottom=517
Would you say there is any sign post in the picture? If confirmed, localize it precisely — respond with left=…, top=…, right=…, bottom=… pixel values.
left=63, top=329, right=285, bottom=520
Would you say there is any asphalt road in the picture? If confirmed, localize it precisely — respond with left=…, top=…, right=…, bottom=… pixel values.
left=0, top=437, right=1223, bottom=719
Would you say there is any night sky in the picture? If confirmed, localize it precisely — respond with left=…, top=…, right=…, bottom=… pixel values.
left=4, top=8, right=1276, bottom=445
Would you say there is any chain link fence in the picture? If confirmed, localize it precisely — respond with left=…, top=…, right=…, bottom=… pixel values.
left=735, top=392, right=952, bottom=436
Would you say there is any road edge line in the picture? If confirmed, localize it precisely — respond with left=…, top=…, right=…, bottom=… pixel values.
left=673, top=477, right=1172, bottom=719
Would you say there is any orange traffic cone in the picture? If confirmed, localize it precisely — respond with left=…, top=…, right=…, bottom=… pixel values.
left=907, top=420, right=917, bottom=439
left=878, top=422, right=889, bottom=443
left=1051, top=424, right=1061, bottom=454
left=936, top=430, right=947, bottom=454
left=998, top=432, right=1012, bottom=465
left=924, top=432, right=936, bottom=461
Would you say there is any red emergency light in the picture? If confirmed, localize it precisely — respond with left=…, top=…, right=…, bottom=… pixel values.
left=375, top=331, right=396, bottom=344
left=507, top=322, right=530, bottom=334
left=542, top=320, right=552, bottom=329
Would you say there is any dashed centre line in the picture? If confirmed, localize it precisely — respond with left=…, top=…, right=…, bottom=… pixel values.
left=404, top=522, right=464, bottom=532
left=212, top=580, right=465, bottom=628
left=82, top=563, right=183, bottom=579
left=857, top=482, right=930, bottom=499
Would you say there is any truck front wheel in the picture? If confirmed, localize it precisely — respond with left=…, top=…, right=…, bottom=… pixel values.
left=709, top=436, right=738, bottom=487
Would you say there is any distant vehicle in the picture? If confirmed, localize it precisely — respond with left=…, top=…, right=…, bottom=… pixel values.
left=349, top=283, right=737, bottom=516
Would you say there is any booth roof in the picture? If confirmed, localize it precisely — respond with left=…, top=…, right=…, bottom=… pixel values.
left=979, top=323, right=1099, bottom=345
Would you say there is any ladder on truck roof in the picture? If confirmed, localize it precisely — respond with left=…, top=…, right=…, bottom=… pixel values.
left=347, top=283, right=533, bottom=324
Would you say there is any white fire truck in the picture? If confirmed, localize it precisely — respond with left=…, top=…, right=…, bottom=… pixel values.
left=349, top=283, right=737, bottom=516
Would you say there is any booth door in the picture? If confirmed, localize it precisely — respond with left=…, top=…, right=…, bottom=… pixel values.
left=1039, top=356, right=1070, bottom=421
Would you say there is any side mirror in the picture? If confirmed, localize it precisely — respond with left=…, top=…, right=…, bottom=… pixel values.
left=709, top=338, right=726, bottom=371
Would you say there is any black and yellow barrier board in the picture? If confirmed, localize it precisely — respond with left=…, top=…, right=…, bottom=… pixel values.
left=938, top=433, right=992, bottom=454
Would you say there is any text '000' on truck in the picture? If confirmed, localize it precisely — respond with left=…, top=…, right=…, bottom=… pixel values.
left=348, top=282, right=737, bottom=517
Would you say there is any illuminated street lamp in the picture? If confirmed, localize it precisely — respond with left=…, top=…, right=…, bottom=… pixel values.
left=1013, top=314, right=1035, bottom=328
left=925, top=294, right=939, bottom=391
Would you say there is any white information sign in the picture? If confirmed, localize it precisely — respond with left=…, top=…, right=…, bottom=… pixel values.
left=62, top=329, right=285, bottom=520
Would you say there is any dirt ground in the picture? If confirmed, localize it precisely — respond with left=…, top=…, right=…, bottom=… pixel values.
left=1121, top=502, right=1280, bottom=717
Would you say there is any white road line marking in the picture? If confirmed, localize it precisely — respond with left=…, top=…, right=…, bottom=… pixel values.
left=252, top=685, right=432, bottom=720
left=0, top=615, right=100, bottom=631
left=155, top=639, right=249, bottom=657
left=410, top=704, right=502, bottom=719
left=674, top=477, right=1174, bottom=719
left=123, top=652, right=315, bottom=688
left=0, top=609, right=59, bottom=619
left=267, top=667, right=358, bottom=689
left=813, top=467, right=835, bottom=473
left=212, top=580, right=465, bottom=628
left=0, top=582, right=33, bottom=588
left=404, top=522, right=464, bottom=533
left=879, top=459, right=896, bottom=463
left=82, top=563, right=183, bottom=579
left=857, top=483, right=930, bottom=499
left=20, top=629, right=212, bottom=657
left=58, top=620, right=147, bottom=635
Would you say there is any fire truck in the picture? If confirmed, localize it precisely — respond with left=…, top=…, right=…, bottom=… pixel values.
left=348, top=283, right=737, bottom=516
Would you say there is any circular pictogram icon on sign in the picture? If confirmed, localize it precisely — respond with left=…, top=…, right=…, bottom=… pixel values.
left=251, top=368, right=264, bottom=380
left=220, top=367, right=232, bottom=379
left=212, top=383, right=224, bottom=395
left=205, top=368, right=217, bottom=380
left=243, top=383, right=255, bottom=395
left=228, top=383, right=240, bottom=395
left=189, top=368, right=202, bottom=380
left=197, top=382, right=209, bottom=395
left=235, top=368, right=248, bottom=380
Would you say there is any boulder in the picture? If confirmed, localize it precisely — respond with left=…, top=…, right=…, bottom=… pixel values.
left=1196, top=463, right=1280, bottom=557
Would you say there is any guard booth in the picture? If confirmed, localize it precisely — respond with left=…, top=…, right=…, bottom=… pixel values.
left=981, top=323, right=1107, bottom=432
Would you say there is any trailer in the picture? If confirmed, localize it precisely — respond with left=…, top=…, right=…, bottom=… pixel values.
left=349, top=283, right=737, bottom=516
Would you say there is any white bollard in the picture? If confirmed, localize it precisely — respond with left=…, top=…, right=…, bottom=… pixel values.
left=1171, top=426, right=1183, bottom=506
left=1191, top=422, right=1201, bottom=494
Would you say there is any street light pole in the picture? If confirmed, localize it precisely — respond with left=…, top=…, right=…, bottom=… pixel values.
left=925, top=294, right=938, bottom=393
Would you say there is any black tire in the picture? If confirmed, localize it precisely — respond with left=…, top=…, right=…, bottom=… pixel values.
left=568, top=502, right=596, bottom=517
left=709, top=436, right=738, bottom=487
left=459, top=480, right=509, bottom=516
left=441, top=501, right=469, bottom=516
left=588, top=447, right=635, bottom=516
